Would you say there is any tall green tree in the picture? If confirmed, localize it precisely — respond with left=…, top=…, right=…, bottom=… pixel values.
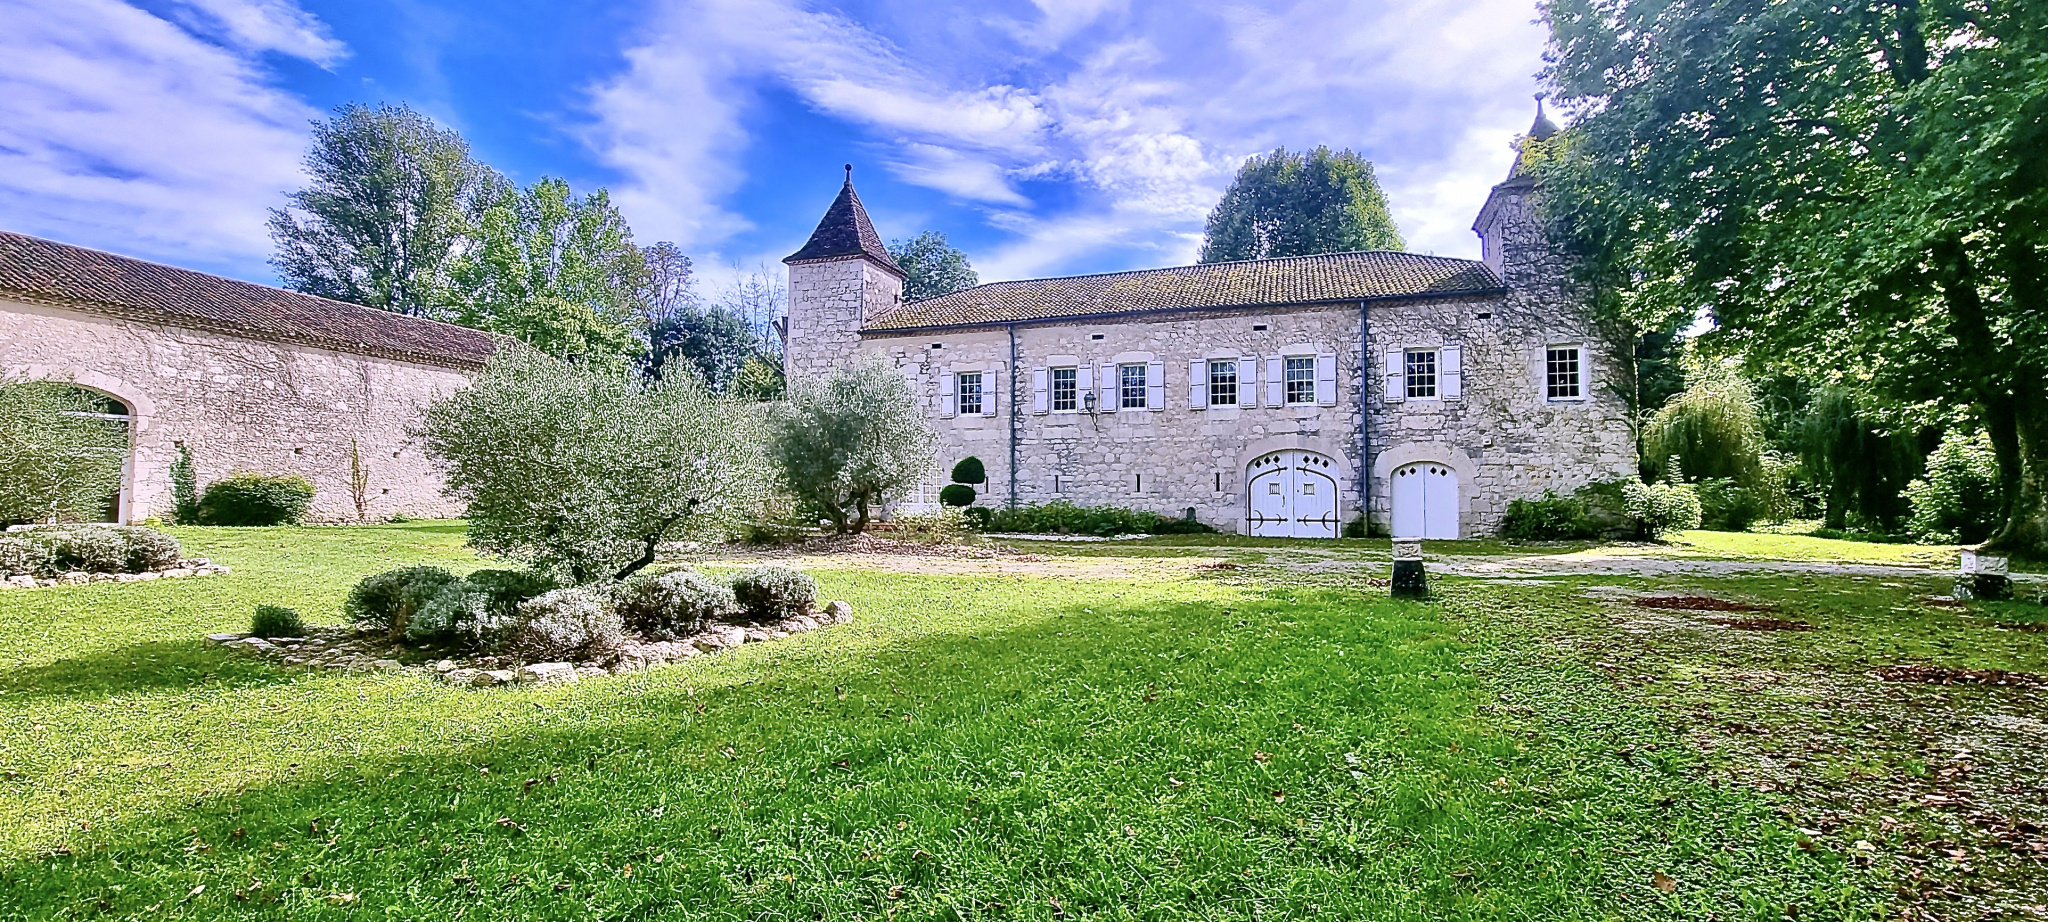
left=451, top=178, right=646, bottom=367
left=1536, top=0, right=2048, bottom=554
left=767, top=360, right=936, bottom=534
left=268, top=103, right=500, bottom=317
left=1199, top=147, right=1404, bottom=263
left=642, top=305, right=757, bottom=391
left=888, top=231, right=979, bottom=302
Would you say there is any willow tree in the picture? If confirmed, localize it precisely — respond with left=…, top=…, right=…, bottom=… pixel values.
left=1537, top=0, right=2048, bottom=553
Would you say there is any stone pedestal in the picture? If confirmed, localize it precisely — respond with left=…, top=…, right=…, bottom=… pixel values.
left=1391, top=540, right=1427, bottom=599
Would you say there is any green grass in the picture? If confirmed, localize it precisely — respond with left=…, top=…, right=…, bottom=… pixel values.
left=6, top=522, right=2013, bottom=919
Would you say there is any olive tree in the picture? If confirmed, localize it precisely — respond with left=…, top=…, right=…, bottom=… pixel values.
left=0, top=379, right=126, bottom=525
left=768, top=360, right=936, bottom=534
left=416, top=348, right=763, bottom=582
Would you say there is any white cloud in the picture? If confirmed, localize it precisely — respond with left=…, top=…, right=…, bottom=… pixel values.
left=592, top=0, right=1553, bottom=271
left=0, top=0, right=329, bottom=274
left=172, top=0, right=349, bottom=67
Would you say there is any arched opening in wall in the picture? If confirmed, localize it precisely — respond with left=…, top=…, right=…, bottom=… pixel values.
left=1245, top=449, right=1340, bottom=538
left=1390, top=462, right=1459, bottom=539
left=57, top=387, right=133, bottom=523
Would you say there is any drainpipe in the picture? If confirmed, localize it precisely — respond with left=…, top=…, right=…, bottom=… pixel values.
left=1357, top=299, right=1371, bottom=533
left=1007, top=323, right=1020, bottom=509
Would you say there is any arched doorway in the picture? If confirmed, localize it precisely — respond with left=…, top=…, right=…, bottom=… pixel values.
left=57, top=387, right=132, bottom=523
left=1246, top=449, right=1340, bottom=538
left=1390, top=462, right=1458, bottom=539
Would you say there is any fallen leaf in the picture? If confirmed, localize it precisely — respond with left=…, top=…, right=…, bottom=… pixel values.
left=1652, top=871, right=1676, bottom=893
left=1252, top=751, right=1271, bottom=764
left=1271, top=790, right=1286, bottom=803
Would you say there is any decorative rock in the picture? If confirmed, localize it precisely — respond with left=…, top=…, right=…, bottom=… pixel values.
left=205, top=633, right=244, bottom=644
left=58, top=572, right=91, bottom=585
left=5, top=576, right=35, bottom=589
left=472, top=669, right=517, bottom=687
left=162, top=568, right=194, bottom=579
left=134, top=571, right=160, bottom=581
left=432, top=659, right=458, bottom=673
left=371, top=658, right=403, bottom=671
left=518, top=662, right=579, bottom=685
left=785, top=616, right=818, bottom=632
left=823, top=600, right=852, bottom=623
left=744, top=628, right=773, bottom=643
left=443, top=668, right=480, bottom=685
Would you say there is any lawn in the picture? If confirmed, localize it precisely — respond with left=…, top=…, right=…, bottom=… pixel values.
left=2, top=524, right=2038, bottom=919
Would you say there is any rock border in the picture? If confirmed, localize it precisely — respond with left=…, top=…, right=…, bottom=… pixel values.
left=205, top=599, right=854, bottom=687
left=4, top=558, right=230, bottom=589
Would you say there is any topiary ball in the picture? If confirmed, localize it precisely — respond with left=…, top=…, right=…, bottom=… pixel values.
left=938, top=483, right=976, bottom=507
left=251, top=604, right=304, bottom=638
left=950, top=456, right=986, bottom=485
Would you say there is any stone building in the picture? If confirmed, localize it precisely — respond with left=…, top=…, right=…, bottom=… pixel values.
left=784, top=111, right=1635, bottom=538
left=0, top=232, right=494, bottom=523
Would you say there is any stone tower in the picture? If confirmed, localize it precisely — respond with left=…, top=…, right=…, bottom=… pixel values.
left=1472, top=97, right=1563, bottom=294
left=782, top=166, right=907, bottom=382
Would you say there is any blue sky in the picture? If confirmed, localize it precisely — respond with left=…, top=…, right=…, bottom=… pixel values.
left=0, top=0, right=1554, bottom=291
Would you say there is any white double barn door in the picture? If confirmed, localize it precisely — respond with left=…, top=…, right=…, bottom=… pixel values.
left=1390, top=462, right=1460, bottom=539
left=1247, top=450, right=1340, bottom=538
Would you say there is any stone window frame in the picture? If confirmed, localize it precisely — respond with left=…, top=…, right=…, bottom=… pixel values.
left=1207, top=359, right=1239, bottom=407
left=1050, top=366, right=1079, bottom=412
left=1116, top=363, right=1148, bottom=410
left=1404, top=348, right=1439, bottom=400
left=1544, top=343, right=1586, bottom=402
left=1283, top=355, right=1317, bottom=405
left=956, top=371, right=984, bottom=415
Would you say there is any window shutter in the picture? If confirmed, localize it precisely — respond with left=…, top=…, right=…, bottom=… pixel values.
left=983, top=370, right=999, bottom=417
left=1383, top=347, right=1404, bottom=403
left=1265, top=356, right=1284, bottom=407
left=1032, top=368, right=1048, bottom=414
left=1077, top=365, right=1095, bottom=407
left=1237, top=355, right=1257, bottom=408
left=1314, top=352, right=1337, bottom=406
left=1096, top=363, right=1113, bottom=407
left=1146, top=361, right=1164, bottom=409
left=939, top=372, right=957, bottom=418
left=1188, top=359, right=1207, bottom=409
left=1441, top=345, right=1463, bottom=400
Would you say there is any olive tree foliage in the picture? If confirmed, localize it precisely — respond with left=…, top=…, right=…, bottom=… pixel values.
left=768, top=360, right=937, bottom=534
left=0, top=380, right=126, bottom=525
left=1534, top=0, right=2048, bottom=553
left=1199, top=147, right=1404, bottom=263
left=888, top=231, right=979, bottom=302
left=415, top=349, right=764, bottom=582
left=268, top=103, right=501, bottom=317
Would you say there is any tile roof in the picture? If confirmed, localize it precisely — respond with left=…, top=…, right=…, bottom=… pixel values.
left=783, top=176, right=906, bottom=276
left=0, top=231, right=496, bottom=369
left=864, top=250, right=1502, bottom=331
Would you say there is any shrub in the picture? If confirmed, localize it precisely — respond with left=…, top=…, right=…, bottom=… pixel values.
left=1905, top=429, right=2004, bottom=544
left=1343, top=515, right=1368, bottom=539
left=983, top=501, right=1203, bottom=537
left=950, top=457, right=986, bottom=485
left=615, top=568, right=737, bottom=639
left=407, top=568, right=563, bottom=650
left=198, top=472, right=315, bottom=526
left=121, top=527, right=182, bottom=571
left=38, top=526, right=127, bottom=572
left=888, top=507, right=973, bottom=542
left=345, top=566, right=460, bottom=641
left=938, top=483, right=976, bottom=507
left=501, top=588, right=626, bottom=662
left=1151, top=513, right=1216, bottom=535
left=415, top=349, right=765, bottom=583
left=1624, top=480, right=1702, bottom=540
left=960, top=506, right=993, bottom=530
left=730, top=565, right=818, bottom=622
left=170, top=442, right=200, bottom=525
left=250, top=604, right=304, bottom=638
left=0, top=536, right=53, bottom=577
left=1574, top=480, right=1637, bottom=537
left=1694, top=478, right=1764, bottom=532
left=1500, top=491, right=1594, bottom=540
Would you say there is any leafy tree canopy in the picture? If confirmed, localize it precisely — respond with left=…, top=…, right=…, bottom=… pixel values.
left=888, top=231, right=979, bottom=302
left=643, top=305, right=758, bottom=392
left=451, top=178, right=647, bottom=368
left=415, top=348, right=764, bottom=583
left=768, top=360, right=936, bottom=534
left=1535, top=0, right=2048, bottom=553
left=1199, top=147, right=1403, bottom=263
left=268, top=103, right=500, bottom=317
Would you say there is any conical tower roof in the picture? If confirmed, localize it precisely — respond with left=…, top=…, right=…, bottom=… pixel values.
left=1506, top=95, right=1561, bottom=180
left=783, top=165, right=905, bottom=277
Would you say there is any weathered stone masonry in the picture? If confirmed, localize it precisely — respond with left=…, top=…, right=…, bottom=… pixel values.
left=0, top=231, right=494, bottom=523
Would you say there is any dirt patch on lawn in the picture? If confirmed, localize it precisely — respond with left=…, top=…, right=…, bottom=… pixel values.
left=1706, top=616, right=1816, bottom=632
left=1633, top=595, right=1774, bottom=613
left=1875, top=664, right=2048, bottom=690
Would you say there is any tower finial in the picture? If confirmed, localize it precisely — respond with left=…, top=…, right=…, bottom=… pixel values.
left=1527, top=92, right=1560, bottom=141
left=844, top=163, right=853, bottom=184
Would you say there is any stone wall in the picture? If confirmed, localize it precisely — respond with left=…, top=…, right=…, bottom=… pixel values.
left=784, top=256, right=903, bottom=383
left=861, top=288, right=1635, bottom=536
left=1, top=297, right=473, bottom=523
